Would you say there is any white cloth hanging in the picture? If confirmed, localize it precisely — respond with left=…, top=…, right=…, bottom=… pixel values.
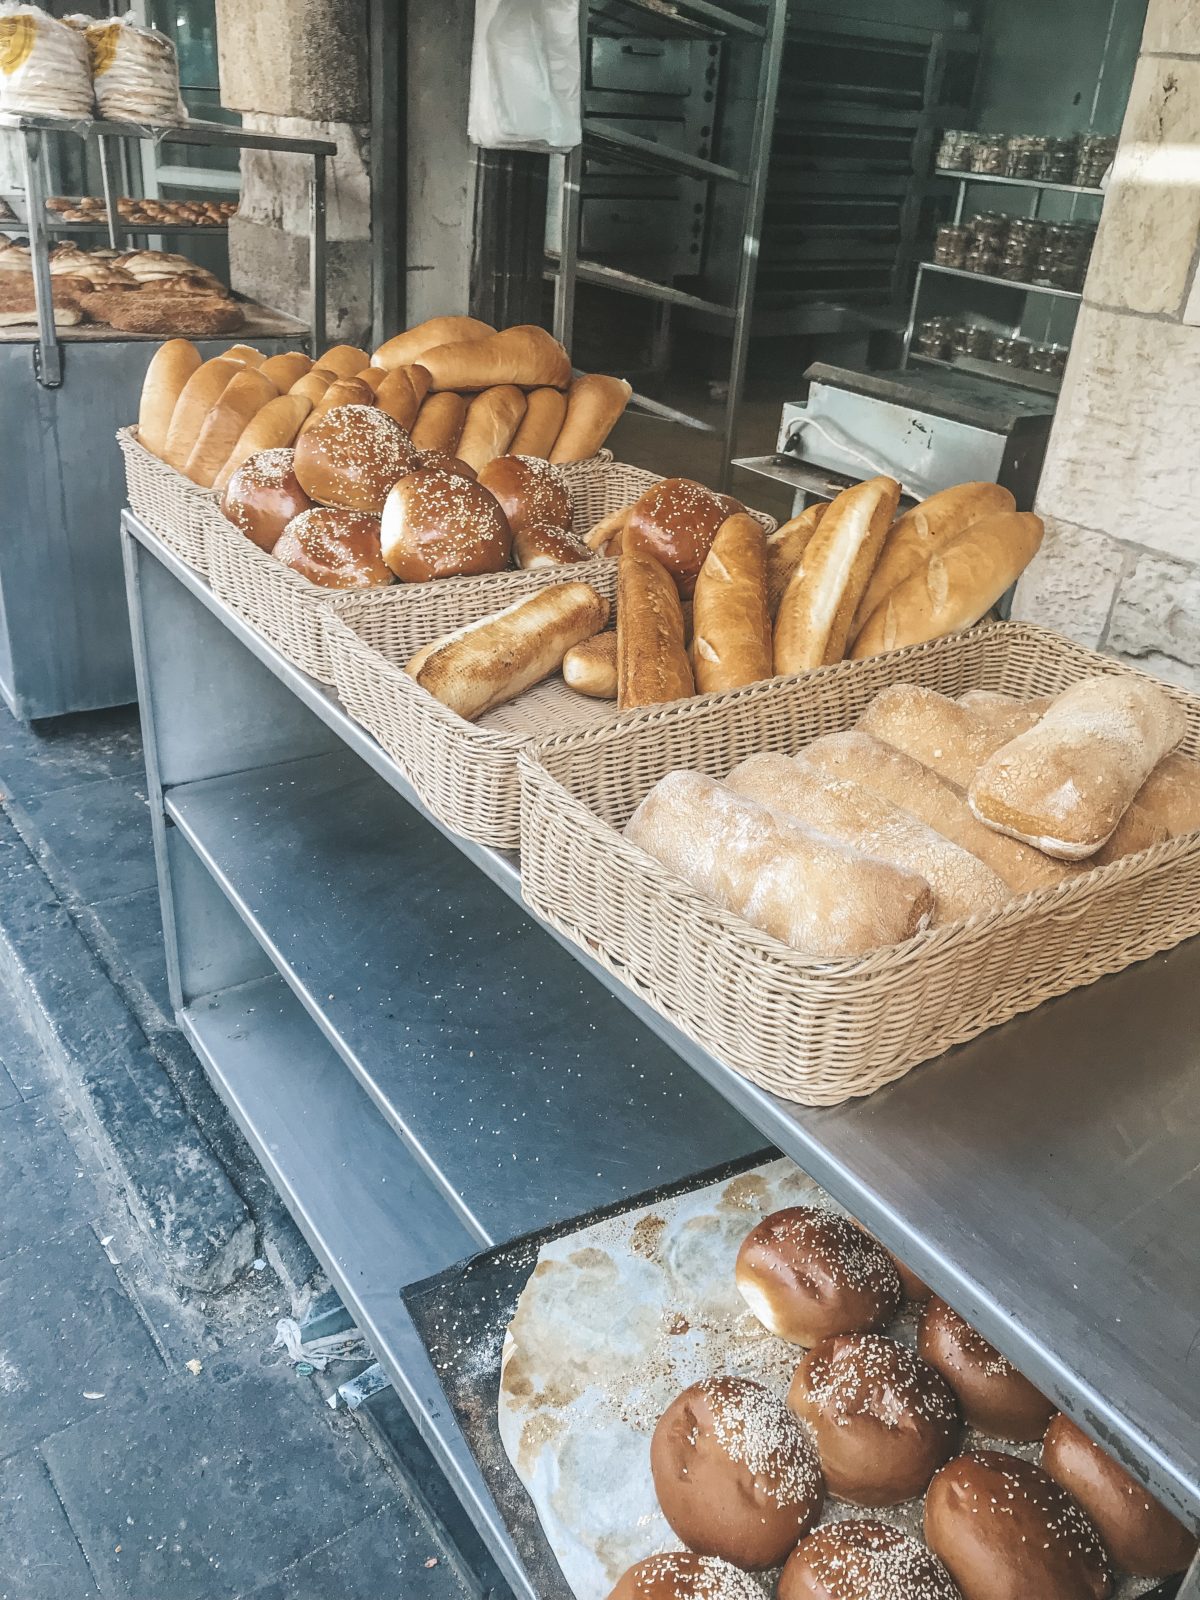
left=469, top=0, right=582, bottom=154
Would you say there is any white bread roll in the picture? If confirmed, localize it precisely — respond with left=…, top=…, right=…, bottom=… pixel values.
left=691, top=514, right=772, bottom=695
left=211, top=394, right=312, bottom=494
left=766, top=502, right=826, bottom=620
left=289, top=366, right=338, bottom=406
left=851, top=482, right=1016, bottom=642
left=161, top=357, right=241, bottom=472
left=455, top=385, right=527, bottom=473
left=258, top=351, right=313, bottom=391
left=410, top=391, right=468, bottom=453
left=406, top=582, right=609, bottom=721
left=563, top=630, right=616, bottom=698
left=183, top=368, right=279, bottom=488
left=774, top=476, right=901, bottom=672
left=138, top=338, right=201, bottom=458
left=318, top=343, right=370, bottom=378
left=373, top=315, right=495, bottom=371
left=725, top=751, right=1009, bottom=924
left=548, top=373, right=633, bottom=462
left=625, top=771, right=934, bottom=958
left=850, top=511, right=1044, bottom=659
left=373, top=364, right=430, bottom=431
left=969, top=676, right=1188, bottom=859
left=420, top=324, right=572, bottom=392
left=510, top=387, right=568, bottom=458
left=617, top=547, right=694, bottom=711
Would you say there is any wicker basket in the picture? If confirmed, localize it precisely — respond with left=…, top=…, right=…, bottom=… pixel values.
left=118, top=426, right=221, bottom=576
left=517, top=622, right=1200, bottom=1107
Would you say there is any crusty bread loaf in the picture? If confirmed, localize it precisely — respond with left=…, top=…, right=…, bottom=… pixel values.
left=624, top=771, right=934, bottom=958
left=726, top=751, right=1009, bottom=925
left=563, top=630, right=617, bottom=698
left=851, top=511, right=1044, bottom=659
left=373, top=315, right=495, bottom=371
left=420, top=324, right=572, bottom=392
left=774, top=476, right=901, bottom=672
left=510, top=387, right=568, bottom=458
left=585, top=503, right=632, bottom=554
left=690, top=514, right=772, bottom=695
left=549, top=373, right=633, bottom=462
left=455, top=385, right=528, bottom=472
left=851, top=482, right=1015, bottom=642
left=410, top=391, right=468, bottom=453
left=857, top=685, right=1040, bottom=789
left=183, top=368, right=279, bottom=488
left=318, top=343, right=370, bottom=378
left=212, top=394, right=312, bottom=494
left=161, top=357, right=241, bottom=472
left=766, top=503, right=826, bottom=620
left=1130, top=750, right=1200, bottom=838
left=258, top=351, right=313, bottom=391
left=803, top=730, right=1076, bottom=895
left=138, top=337, right=201, bottom=458
left=406, top=582, right=609, bottom=721
left=969, top=676, right=1188, bottom=858
left=618, top=547, right=695, bottom=711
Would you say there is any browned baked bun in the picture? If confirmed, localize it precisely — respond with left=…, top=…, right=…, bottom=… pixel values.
left=650, top=1376, right=824, bottom=1569
left=419, top=449, right=476, bottom=481
left=624, top=478, right=745, bottom=599
left=219, top=448, right=313, bottom=553
left=271, top=507, right=393, bottom=590
left=476, top=454, right=571, bottom=536
left=1042, top=1413, right=1198, bottom=1577
left=851, top=1221, right=930, bottom=1303
left=735, top=1207, right=901, bottom=1346
left=607, top=1552, right=762, bottom=1600
left=513, top=522, right=590, bottom=569
left=292, top=405, right=420, bottom=513
left=779, top=1519, right=961, bottom=1600
left=380, top=468, right=512, bottom=582
left=787, top=1332, right=961, bottom=1505
left=918, top=1298, right=1053, bottom=1442
left=925, top=1451, right=1111, bottom=1600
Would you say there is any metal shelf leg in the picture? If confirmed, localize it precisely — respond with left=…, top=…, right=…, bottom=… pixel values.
left=20, top=130, right=61, bottom=389
left=310, top=154, right=327, bottom=356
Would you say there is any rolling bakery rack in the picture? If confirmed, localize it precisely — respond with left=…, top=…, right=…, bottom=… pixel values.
left=121, top=511, right=1200, bottom=1600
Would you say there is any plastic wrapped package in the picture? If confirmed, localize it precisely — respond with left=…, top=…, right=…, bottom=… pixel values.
left=0, top=5, right=93, bottom=118
left=82, top=14, right=185, bottom=124
left=469, top=0, right=581, bottom=153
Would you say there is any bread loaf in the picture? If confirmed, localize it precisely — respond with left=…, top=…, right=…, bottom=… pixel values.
left=294, top=405, right=420, bottom=514
left=373, top=315, right=495, bottom=371
left=406, top=582, right=609, bottom=720
left=625, top=771, right=934, bottom=958
left=272, top=507, right=392, bottom=590
left=774, top=476, right=901, bottom=672
left=318, top=343, right=370, bottom=378
left=299, top=375, right=376, bottom=433
left=355, top=365, right=389, bottom=395
left=624, top=478, right=744, bottom=599
left=223, top=344, right=264, bottom=367
left=510, top=387, right=568, bottom=457
left=585, top=503, right=632, bottom=554
left=420, top=324, right=572, bottom=392
left=857, top=685, right=1040, bottom=789
left=137, top=338, right=202, bottom=458
left=220, top=448, right=312, bottom=553
left=563, top=630, right=616, bottom=698
left=183, top=368, right=279, bottom=488
left=212, top=394, right=312, bottom=493
left=289, top=366, right=338, bottom=407
left=618, top=547, right=695, bottom=711
left=726, top=752, right=1009, bottom=924
left=411, top=391, right=468, bottom=453
left=691, top=514, right=772, bottom=695
left=381, top=468, right=511, bottom=581
left=455, top=385, right=528, bottom=472
left=969, top=676, right=1188, bottom=858
left=1130, top=750, right=1200, bottom=838
left=374, top=364, right=431, bottom=431
left=766, top=503, right=826, bottom=620
left=161, top=357, right=240, bottom=471
left=477, top=455, right=571, bottom=536
left=258, top=351, right=313, bottom=392
left=549, top=373, right=633, bottom=462
left=851, top=482, right=1015, bottom=642
left=513, top=523, right=589, bottom=568
left=850, top=512, right=1044, bottom=659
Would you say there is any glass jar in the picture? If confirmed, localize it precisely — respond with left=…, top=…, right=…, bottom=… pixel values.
left=992, top=335, right=1030, bottom=368
left=970, top=136, right=1009, bottom=175
left=913, top=317, right=955, bottom=359
left=936, top=129, right=978, bottom=171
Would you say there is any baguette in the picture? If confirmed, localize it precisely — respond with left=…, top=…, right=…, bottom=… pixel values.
left=373, top=364, right=430, bottom=431
left=183, top=368, right=279, bottom=488
left=510, top=387, right=568, bottom=458
left=258, top=351, right=313, bottom=391
left=850, top=511, right=1044, bottom=659
left=969, top=676, right=1188, bottom=859
left=563, top=630, right=617, bottom=698
left=373, top=315, right=495, bottom=371
left=850, top=482, right=1015, bottom=642
left=455, top=385, right=527, bottom=472
left=727, top=751, right=1009, bottom=924
left=318, top=343, right=370, bottom=378
left=549, top=373, right=633, bottom=462
left=406, top=582, right=609, bottom=721
left=419, top=324, right=572, bottom=392
left=410, top=391, right=468, bottom=453
left=773, top=475, right=900, bottom=672
left=161, top=357, right=241, bottom=472
left=625, top=771, right=934, bottom=959
left=766, top=502, right=826, bottom=620
left=690, top=514, right=772, bottom=695
left=212, top=394, right=312, bottom=493
left=617, top=547, right=694, bottom=711
left=137, top=337, right=201, bottom=458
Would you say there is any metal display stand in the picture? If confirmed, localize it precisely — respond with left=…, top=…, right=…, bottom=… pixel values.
left=123, top=511, right=1200, bottom=1599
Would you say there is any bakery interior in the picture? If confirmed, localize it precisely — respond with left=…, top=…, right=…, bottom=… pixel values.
left=2, top=1, right=1199, bottom=1599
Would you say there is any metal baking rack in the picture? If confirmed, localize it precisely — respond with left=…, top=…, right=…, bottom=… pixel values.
left=0, top=111, right=334, bottom=386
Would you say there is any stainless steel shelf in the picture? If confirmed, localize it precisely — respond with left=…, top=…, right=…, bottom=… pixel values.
left=920, top=259, right=1084, bottom=301
left=583, top=120, right=747, bottom=184
left=545, top=252, right=737, bottom=318
left=908, top=349, right=1063, bottom=396
left=590, top=0, right=766, bottom=40
left=934, top=166, right=1105, bottom=198
left=1, top=220, right=228, bottom=237
left=0, top=111, right=336, bottom=156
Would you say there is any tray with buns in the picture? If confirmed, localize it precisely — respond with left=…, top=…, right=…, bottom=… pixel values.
left=518, top=622, right=1200, bottom=1106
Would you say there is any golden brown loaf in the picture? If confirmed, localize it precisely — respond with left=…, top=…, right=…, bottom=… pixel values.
left=735, top=1206, right=901, bottom=1345
left=562, top=630, right=617, bottom=698
left=690, top=514, right=772, bottom=695
left=419, top=324, right=572, bottom=392
left=774, top=476, right=900, bottom=672
left=851, top=511, right=1044, bottom=659
left=223, top=344, right=265, bottom=367
left=477, top=454, right=571, bottom=536
left=137, top=338, right=202, bottom=458
left=410, top=391, right=468, bottom=453
left=623, top=477, right=743, bottom=599
left=766, top=502, right=826, bottom=620
left=183, top=368, right=279, bottom=488
left=509, top=387, right=568, bottom=458
left=317, top=343, right=370, bottom=378
left=272, top=507, right=393, bottom=590
left=373, top=315, right=496, bottom=371
left=969, top=676, right=1188, bottom=859
left=851, top=481, right=1016, bottom=642
left=779, top=1521, right=960, bottom=1600
left=293, top=404, right=420, bottom=513
left=161, top=357, right=241, bottom=471
left=373, top=364, right=430, bottom=431
left=548, top=373, right=633, bottom=462
left=380, top=467, right=512, bottom=581
left=725, top=751, right=1009, bottom=925
left=299, top=375, right=377, bottom=433
left=354, top=365, right=389, bottom=395
left=405, top=582, right=609, bottom=720
left=918, top=1298, right=1054, bottom=1441
left=212, top=394, right=312, bottom=494
left=617, top=547, right=695, bottom=710
left=104, top=296, right=242, bottom=337
left=418, top=449, right=475, bottom=481
left=455, top=385, right=528, bottom=472
left=258, top=351, right=313, bottom=391
left=288, top=366, right=338, bottom=407
left=219, top=448, right=313, bottom=553
left=512, top=523, right=589, bottom=569
left=624, top=772, right=934, bottom=958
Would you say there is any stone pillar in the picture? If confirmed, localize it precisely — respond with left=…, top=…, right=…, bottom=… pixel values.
left=1013, top=0, right=1200, bottom=687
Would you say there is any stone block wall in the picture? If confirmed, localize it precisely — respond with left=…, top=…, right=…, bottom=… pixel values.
left=1013, top=0, right=1200, bottom=687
